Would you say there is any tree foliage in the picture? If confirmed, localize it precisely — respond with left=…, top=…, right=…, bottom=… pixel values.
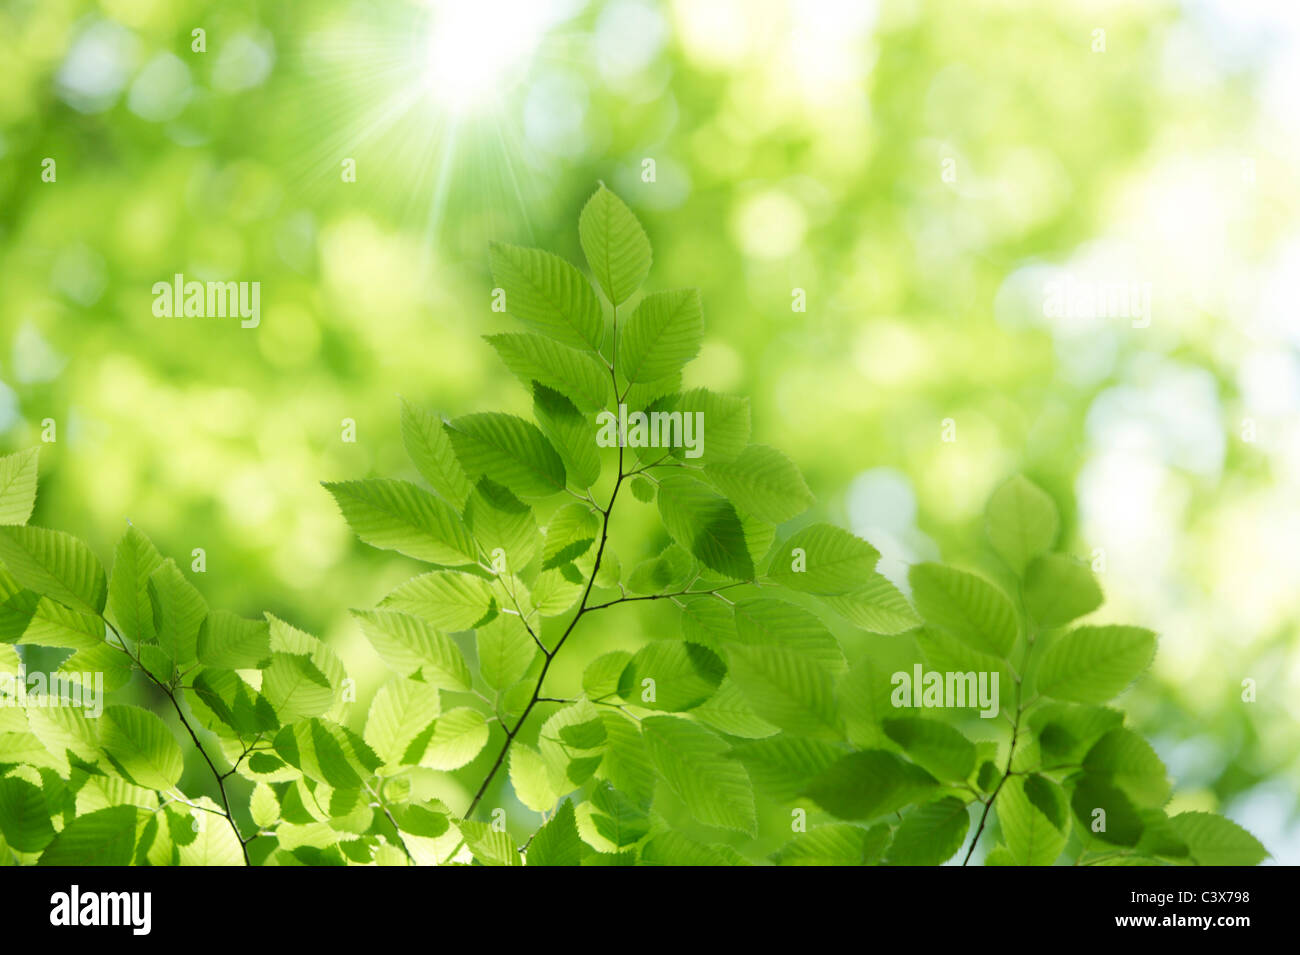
left=0, top=187, right=1267, bottom=867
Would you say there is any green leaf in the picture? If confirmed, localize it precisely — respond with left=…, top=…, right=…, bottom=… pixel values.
left=324, top=478, right=476, bottom=565
left=590, top=782, right=650, bottom=847
left=914, top=627, right=1017, bottom=713
left=58, top=640, right=133, bottom=692
left=189, top=668, right=280, bottom=736
left=107, top=524, right=165, bottom=643
left=444, top=412, right=566, bottom=499
left=489, top=241, right=604, bottom=351
left=657, top=475, right=753, bottom=580
left=262, top=652, right=334, bottom=721
left=1168, top=811, right=1267, bottom=866
left=476, top=613, right=538, bottom=690
left=0, top=526, right=107, bottom=614
left=148, top=559, right=207, bottom=666
left=578, top=184, right=652, bottom=307
left=623, top=372, right=682, bottom=416
left=882, top=718, right=976, bottom=782
left=400, top=398, right=472, bottom=509
left=38, top=805, right=140, bottom=866
left=542, top=503, right=600, bottom=570
left=267, top=615, right=346, bottom=696
left=629, top=475, right=656, bottom=502
left=20, top=706, right=99, bottom=774
left=539, top=701, right=606, bottom=789
left=678, top=595, right=737, bottom=650
left=176, top=795, right=244, bottom=865
left=1082, top=728, right=1171, bottom=808
left=364, top=677, right=441, bottom=768
left=639, top=831, right=750, bottom=866
left=272, top=719, right=381, bottom=789
left=985, top=475, right=1059, bottom=575
left=983, top=845, right=1015, bottom=865
left=729, top=737, right=843, bottom=802
left=392, top=801, right=451, bottom=839
left=98, top=704, right=185, bottom=790
left=415, top=707, right=489, bottom=771
left=740, top=511, right=776, bottom=570
left=1028, top=702, right=1124, bottom=765
left=617, top=641, right=724, bottom=711
left=908, top=563, right=1018, bottom=658
left=529, top=567, right=583, bottom=617
left=463, top=478, right=539, bottom=573
left=24, top=705, right=99, bottom=773
left=197, top=611, right=271, bottom=669
left=691, top=680, right=779, bottom=742
left=669, top=388, right=749, bottom=464
left=0, top=776, right=54, bottom=852
left=1035, top=625, right=1157, bottom=703
left=555, top=720, right=605, bottom=754
left=138, top=643, right=173, bottom=684
left=723, top=641, right=840, bottom=739
left=763, top=523, right=880, bottom=594
left=352, top=609, right=472, bottom=691
left=840, top=658, right=898, bottom=747
left=249, top=783, right=279, bottom=828
left=527, top=799, right=584, bottom=866
left=1134, top=808, right=1190, bottom=859
left=0, top=449, right=39, bottom=525
left=509, top=743, right=558, bottom=813
left=641, top=715, right=756, bottom=834
left=702, top=445, right=813, bottom=524
left=0, top=576, right=42, bottom=644
left=487, top=332, right=610, bottom=410
left=626, top=544, right=694, bottom=595
left=887, top=796, right=970, bottom=865
left=730, top=598, right=846, bottom=672
left=619, top=288, right=703, bottom=383
left=1023, top=554, right=1103, bottom=628
left=999, top=774, right=1069, bottom=865
left=532, top=384, right=600, bottom=491
left=804, top=750, right=938, bottom=821
left=582, top=651, right=633, bottom=700
left=773, top=823, right=891, bottom=866
left=19, top=597, right=104, bottom=650
left=458, top=818, right=524, bottom=866
left=381, top=571, right=496, bottom=631
left=1070, top=773, right=1144, bottom=846
left=820, top=573, right=920, bottom=635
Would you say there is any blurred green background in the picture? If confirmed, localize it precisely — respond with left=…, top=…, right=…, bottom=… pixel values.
left=1, top=0, right=1296, bottom=862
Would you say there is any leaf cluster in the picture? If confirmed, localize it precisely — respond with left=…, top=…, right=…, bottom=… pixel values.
left=0, top=188, right=1266, bottom=867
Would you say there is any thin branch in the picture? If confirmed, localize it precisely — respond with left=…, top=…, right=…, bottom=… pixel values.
left=105, top=619, right=251, bottom=865
left=584, top=580, right=748, bottom=613
left=365, top=779, right=414, bottom=864
left=961, top=586, right=1039, bottom=866
left=462, top=467, right=625, bottom=819
left=495, top=571, right=547, bottom=653
left=592, top=698, right=643, bottom=721
left=219, top=734, right=263, bottom=780
left=441, top=837, right=466, bottom=866
left=463, top=305, right=630, bottom=821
